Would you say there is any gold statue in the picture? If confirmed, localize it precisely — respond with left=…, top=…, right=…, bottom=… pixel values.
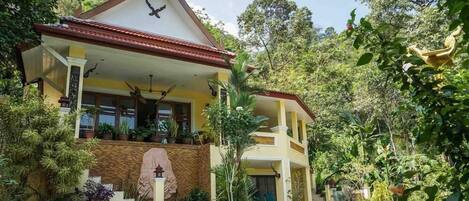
left=407, top=26, right=463, bottom=67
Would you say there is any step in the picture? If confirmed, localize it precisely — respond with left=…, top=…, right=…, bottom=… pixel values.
left=88, top=176, right=101, bottom=184
left=110, top=191, right=123, bottom=201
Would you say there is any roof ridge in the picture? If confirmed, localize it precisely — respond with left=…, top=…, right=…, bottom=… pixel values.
left=61, top=17, right=235, bottom=56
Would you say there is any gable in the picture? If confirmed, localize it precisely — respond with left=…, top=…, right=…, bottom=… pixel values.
left=87, top=0, right=214, bottom=46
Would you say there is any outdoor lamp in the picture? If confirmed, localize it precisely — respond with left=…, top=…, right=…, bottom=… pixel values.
left=154, top=164, right=165, bottom=178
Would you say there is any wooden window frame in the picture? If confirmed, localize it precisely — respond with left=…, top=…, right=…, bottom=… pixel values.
left=81, top=91, right=191, bottom=131
left=82, top=91, right=138, bottom=130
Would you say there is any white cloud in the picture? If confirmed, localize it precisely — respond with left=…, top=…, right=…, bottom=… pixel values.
left=187, top=0, right=239, bottom=37
left=223, top=22, right=239, bottom=36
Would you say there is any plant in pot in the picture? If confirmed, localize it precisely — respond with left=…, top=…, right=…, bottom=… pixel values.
left=133, top=127, right=151, bottom=142
left=150, top=120, right=167, bottom=143
left=98, top=123, right=114, bottom=140
left=118, top=120, right=130, bottom=141
left=181, top=130, right=195, bottom=145
left=168, top=119, right=179, bottom=144
left=82, top=106, right=99, bottom=139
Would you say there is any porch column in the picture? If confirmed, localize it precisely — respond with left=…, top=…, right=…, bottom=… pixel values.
left=272, top=100, right=288, bottom=134
left=275, top=160, right=292, bottom=201
left=215, top=72, right=229, bottom=105
left=300, top=120, right=307, bottom=145
left=290, top=112, right=298, bottom=140
left=66, top=46, right=87, bottom=138
left=304, top=167, right=313, bottom=201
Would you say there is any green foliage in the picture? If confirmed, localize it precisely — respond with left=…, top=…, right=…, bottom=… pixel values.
left=194, top=8, right=244, bottom=53
left=0, top=92, right=96, bottom=201
left=238, top=0, right=317, bottom=74
left=348, top=0, right=469, bottom=199
left=97, top=123, right=114, bottom=135
left=205, top=55, right=267, bottom=201
left=0, top=0, right=58, bottom=97
left=118, top=120, right=130, bottom=136
left=371, top=181, right=393, bottom=201
left=183, top=188, right=210, bottom=201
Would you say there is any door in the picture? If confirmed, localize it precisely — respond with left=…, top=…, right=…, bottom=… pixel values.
left=251, top=176, right=277, bottom=201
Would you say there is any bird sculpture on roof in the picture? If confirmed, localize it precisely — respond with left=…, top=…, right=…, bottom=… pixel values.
left=407, top=26, right=463, bottom=67
left=145, top=0, right=166, bottom=19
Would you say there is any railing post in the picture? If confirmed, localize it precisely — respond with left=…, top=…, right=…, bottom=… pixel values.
left=153, top=178, right=166, bottom=201
left=153, top=164, right=165, bottom=201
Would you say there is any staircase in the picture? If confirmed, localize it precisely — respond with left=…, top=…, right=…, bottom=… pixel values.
left=81, top=170, right=134, bottom=201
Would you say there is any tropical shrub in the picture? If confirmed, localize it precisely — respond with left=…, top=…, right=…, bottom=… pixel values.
left=183, top=187, right=210, bottom=201
left=205, top=54, right=267, bottom=201
left=370, top=181, right=392, bottom=201
left=0, top=92, right=96, bottom=201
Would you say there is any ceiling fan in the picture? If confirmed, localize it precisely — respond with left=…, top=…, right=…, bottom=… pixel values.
left=125, top=74, right=176, bottom=105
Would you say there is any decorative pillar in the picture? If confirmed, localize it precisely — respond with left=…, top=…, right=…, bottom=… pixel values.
left=274, top=160, right=292, bottom=201
left=300, top=120, right=307, bottom=145
left=66, top=46, right=87, bottom=138
left=290, top=112, right=298, bottom=140
left=304, top=167, right=313, bottom=201
left=153, top=164, right=165, bottom=201
left=272, top=100, right=288, bottom=134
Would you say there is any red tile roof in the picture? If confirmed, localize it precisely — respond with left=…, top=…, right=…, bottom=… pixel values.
left=260, top=90, right=315, bottom=120
left=34, top=17, right=235, bottom=69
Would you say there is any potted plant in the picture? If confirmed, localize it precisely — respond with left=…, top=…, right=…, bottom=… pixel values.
left=82, top=106, right=99, bottom=139
left=150, top=120, right=168, bottom=143
left=118, top=120, right=130, bottom=141
left=133, top=127, right=151, bottom=142
left=98, top=123, right=114, bottom=140
left=181, top=131, right=195, bottom=145
left=168, top=119, right=179, bottom=144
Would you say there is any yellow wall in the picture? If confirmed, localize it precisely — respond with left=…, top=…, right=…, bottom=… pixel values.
left=43, top=82, right=63, bottom=107
left=83, top=77, right=214, bottom=130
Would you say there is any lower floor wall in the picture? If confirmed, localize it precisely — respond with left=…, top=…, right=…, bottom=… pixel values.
left=88, top=140, right=211, bottom=200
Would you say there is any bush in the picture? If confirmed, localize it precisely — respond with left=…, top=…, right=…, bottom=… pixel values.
left=183, top=188, right=209, bottom=201
left=0, top=93, right=96, bottom=201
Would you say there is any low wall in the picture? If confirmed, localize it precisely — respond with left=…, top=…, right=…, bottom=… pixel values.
left=86, top=140, right=211, bottom=199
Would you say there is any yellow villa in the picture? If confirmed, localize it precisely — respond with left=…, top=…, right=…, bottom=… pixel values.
left=17, top=0, right=315, bottom=200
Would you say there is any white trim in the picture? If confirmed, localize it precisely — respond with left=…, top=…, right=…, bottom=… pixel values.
left=67, top=57, right=88, bottom=67
left=42, top=44, right=69, bottom=67
left=271, top=125, right=288, bottom=133
left=82, top=86, right=196, bottom=131
left=243, top=156, right=284, bottom=161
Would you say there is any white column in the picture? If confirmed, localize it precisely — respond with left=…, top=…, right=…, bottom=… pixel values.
left=66, top=57, right=87, bottom=138
left=290, top=112, right=298, bottom=140
left=272, top=100, right=288, bottom=134
left=275, top=159, right=292, bottom=201
left=304, top=167, right=313, bottom=201
left=153, top=178, right=166, bottom=201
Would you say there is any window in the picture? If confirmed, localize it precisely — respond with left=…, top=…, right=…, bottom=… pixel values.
left=119, top=98, right=136, bottom=129
left=80, top=93, right=96, bottom=131
left=151, top=102, right=191, bottom=134
left=79, top=92, right=137, bottom=135
left=99, top=96, right=117, bottom=126
left=298, top=120, right=303, bottom=143
left=79, top=92, right=191, bottom=137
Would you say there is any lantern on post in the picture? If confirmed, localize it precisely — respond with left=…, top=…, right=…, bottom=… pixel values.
left=154, top=164, right=164, bottom=178
left=58, top=96, right=70, bottom=108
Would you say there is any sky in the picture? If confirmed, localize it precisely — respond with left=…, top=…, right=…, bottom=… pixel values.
left=186, top=0, right=370, bottom=36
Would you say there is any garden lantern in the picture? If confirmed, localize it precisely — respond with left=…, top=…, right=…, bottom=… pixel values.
left=154, top=164, right=164, bottom=178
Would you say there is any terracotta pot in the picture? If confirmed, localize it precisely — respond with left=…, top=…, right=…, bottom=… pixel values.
left=136, top=136, right=145, bottom=142
left=84, top=130, right=95, bottom=139
left=150, top=135, right=163, bottom=143
left=102, top=133, right=113, bottom=140
left=168, top=137, right=177, bottom=144
left=182, top=138, right=193, bottom=144
left=118, top=134, right=129, bottom=141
